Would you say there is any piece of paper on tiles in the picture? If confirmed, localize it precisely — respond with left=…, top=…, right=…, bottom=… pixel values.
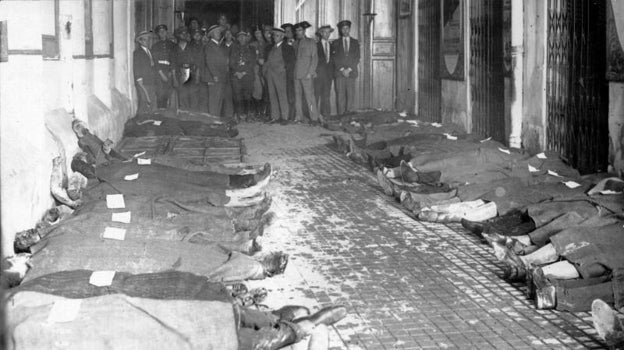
left=498, top=148, right=511, bottom=155
left=398, top=111, right=407, bottom=117
left=430, top=123, right=442, bottom=128
left=137, top=158, right=151, bottom=165
left=480, top=137, right=492, bottom=143
left=133, top=151, right=146, bottom=158
left=89, top=271, right=116, bottom=287
left=528, top=165, right=539, bottom=172
left=537, top=152, right=547, bottom=159
left=111, top=211, right=131, bottom=224
left=47, top=299, right=82, bottom=323
left=563, top=181, right=581, bottom=189
left=153, top=120, right=162, bottom=126
left=124, top=173, right=139, bottom=181
left=600, top=190, right=622, bottom=195
left=106, top=194, right=125, bottom=209
left=548, top=170, right=561, bottom=177
left=103, top=227, right=127, bottom=240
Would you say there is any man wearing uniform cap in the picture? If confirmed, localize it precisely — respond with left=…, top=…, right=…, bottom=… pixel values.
left=151, top=24, right=177, bottom=109
left=229, top=31, right=256, bottom=120
left=173, top=26, right=200, bottom=111
left=263, top=27, right=295, bottom=123
left=189, top=28, right=208, bottom=112
left=281, top=23, right=296, bottom=120
left=315, top=25, right=334, bottom=119
left=133, top=30, right=157, bottom=114
left=332, top=20, right=360, bottom=115
left=203, top=24, right=229, bottom=117
left=293, top=21, right=321, bottom=125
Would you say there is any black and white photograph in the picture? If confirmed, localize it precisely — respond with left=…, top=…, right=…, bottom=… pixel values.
left=1, top=0, right=624, bottom=349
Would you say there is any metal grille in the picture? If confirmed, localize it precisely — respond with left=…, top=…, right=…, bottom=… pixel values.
left=546, top=0, right=608, bottom=174
left=469, top=0, right=505, bottom=143
left=418, top=0, right=441, bottom=122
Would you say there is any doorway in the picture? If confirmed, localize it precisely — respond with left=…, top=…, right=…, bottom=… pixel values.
left=546, top=0, right=608, bottom=174
left=417, top=0, right=441, bottom=122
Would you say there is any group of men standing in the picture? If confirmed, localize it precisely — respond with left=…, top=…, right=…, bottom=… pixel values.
left=133, top=18, right=360, bottom=125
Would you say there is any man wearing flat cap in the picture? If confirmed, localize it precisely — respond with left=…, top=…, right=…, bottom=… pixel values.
left=281, top=23, right=296, bottom=119
left=203, top=24, right=229, bottom=117
left=315, top=25, right=334, bottom=119
left=294, top=21, right=321, bottom=125
left=263, top=27, right=295, bottom=123
left=332, top=20, right=360, bottom=115
left=133, top=30, right=157, bottom=114
left=151, top=24, right=177, bottom=109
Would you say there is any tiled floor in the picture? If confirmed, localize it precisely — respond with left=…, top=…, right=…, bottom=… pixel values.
left=241, top=123, right=605, bottom=349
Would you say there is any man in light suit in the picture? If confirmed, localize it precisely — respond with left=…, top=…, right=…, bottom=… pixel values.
left=133, top=30, right=157, bottom=114
left=315, top=25, right=334, bottom=119
left=293, top=21, right=321, bottom=125
left=264, top=28, right=295, bottom=124
left=332, top=20, right=360, bottom=115
left=203, top=25, right=229, bottom=117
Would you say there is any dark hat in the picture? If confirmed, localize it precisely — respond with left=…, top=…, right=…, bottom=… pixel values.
left=317, top=25, right=334, bottom=33
left=236, top=31, right=250, bottom=38
left=135, top=30, right=152, bottom=41
left=206, top=24, right=223, bottom=35
left=263, top=24, right=274, bottom=31
left=337, top=20, right=352, bottom=29
left=294, top=21, right=312, bottom=30
left=272, top=27, right=285, bottom=34
left=154, top=24, right=168, bottom=32
left=280, top=23, right=294, bottom=30
left=174, top=26, right=188, bottom=36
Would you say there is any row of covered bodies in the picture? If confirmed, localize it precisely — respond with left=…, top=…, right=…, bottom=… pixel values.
left=331, top=111, right=624, bottom=327
left=3, top=109, right=346, bottom=350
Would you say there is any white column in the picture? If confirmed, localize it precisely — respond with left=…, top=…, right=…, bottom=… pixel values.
left=509, top=0, right=524, bottom=148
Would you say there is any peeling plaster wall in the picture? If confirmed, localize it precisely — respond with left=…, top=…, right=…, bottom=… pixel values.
left=0, top=0, right=135, bottom=258
left=521, top=0, right=547, bottom=154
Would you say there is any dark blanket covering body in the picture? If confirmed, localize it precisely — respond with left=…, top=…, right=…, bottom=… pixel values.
left=84, top=160, right=231, bottom=206
left=124, top=113, right=237, bottom=138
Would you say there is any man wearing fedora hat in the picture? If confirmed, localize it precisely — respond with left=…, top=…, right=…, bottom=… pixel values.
left=133, top=30, right=157, bottom=114
left=294, top=21, right=320, bottom=125
left=203, top=24, right=229, bottom=117
left=173, top=26, right=201, bottom=111
left=333, top=20, right=360, bottom=115
left=263, top=27, right=295, bottom=123
left=281, top=23, right=296, bottom=119
left=315, top=25, right=334, bottom=119
left=151, top=24, right=177, bottom=109
left=230, top=31, right=256, bottom=120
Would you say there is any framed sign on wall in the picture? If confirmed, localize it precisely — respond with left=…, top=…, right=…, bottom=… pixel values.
left=440, top=0, right=464, bottom=80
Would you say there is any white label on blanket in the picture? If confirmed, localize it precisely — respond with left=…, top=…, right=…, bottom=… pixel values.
left=498, top=148, right=511, bottom=155
left=600, top=190, right=622, bottom=195
left=103, top=227, right=126, bottom=240
left=563, top=181, right=581, bottom=189
left=547, top=170, right=561, bottom=177
left=537, top=152, right=547, bottom=159
left=153, top=120, right=162, bottom=126
left=528, top=165, right=539, bottom=173
left=111, top=211, right=131, bottom=224
left=480, top=137, right=492, bottom=143
left=137, top=158, right=151, bottom=165
left=47, top=299, right=82, bottom=323
left=443, top=133, right=458, bottom=141
left=106, top=194, right=125, bottom=209
left=133, top=151, right=146, bottom=158
left=431, top=122, right=442, bottom=128
left=124, top=173, right=139, bottom=181
left=89, top=271, right=116, bottom=287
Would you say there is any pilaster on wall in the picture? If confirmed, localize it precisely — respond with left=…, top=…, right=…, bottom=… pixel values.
left=521, top=0, right=548, bottom=154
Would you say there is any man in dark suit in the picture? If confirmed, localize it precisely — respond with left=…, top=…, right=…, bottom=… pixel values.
left=281, top=23, right=296, bottom=120
left=133, top=30, right=157, bottom=114
left=263, top=28, right=295, bottom=124
left=332, top=20, right=360, bottom=115
left=203, top=25, right=229, bottom=117
left=315, top=25, right=334, bottom=119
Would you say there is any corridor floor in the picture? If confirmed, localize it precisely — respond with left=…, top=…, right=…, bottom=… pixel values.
left=241, top=123, right=604, bottom=350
